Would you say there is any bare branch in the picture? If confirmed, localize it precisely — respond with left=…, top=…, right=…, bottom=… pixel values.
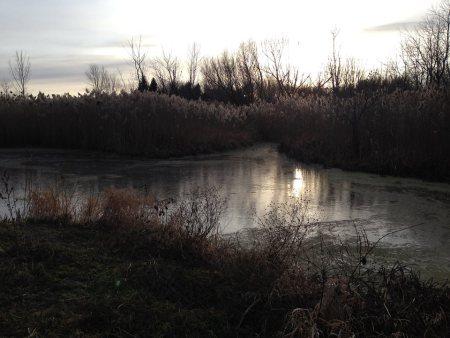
left=128, top=36, right=147, bottom=87
left=187, top=43, right=201, bottom=85
left=151, top=49, right=182, bottom=93
left=9, top=51, right=31, bottom=96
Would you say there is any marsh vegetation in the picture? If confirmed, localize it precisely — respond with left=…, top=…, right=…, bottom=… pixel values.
left=0, top=186, right=448, bottom=336
left=1, top=87, right=449, bottom=180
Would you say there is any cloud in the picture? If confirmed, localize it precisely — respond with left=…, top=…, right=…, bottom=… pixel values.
left=365, top=21, right=422, bottom=32
left=0, top=54, right=129, bottom=90
left=30, top=60, right=129, bottom=81
left=0, top=0, right=135, bottom=92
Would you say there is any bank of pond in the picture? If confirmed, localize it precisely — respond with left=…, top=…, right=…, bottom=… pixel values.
left=0, top=187, right=448, bottom=336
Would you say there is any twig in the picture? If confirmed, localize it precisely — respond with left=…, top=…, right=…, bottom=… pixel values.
left=237, top=295, right=259, bottom=329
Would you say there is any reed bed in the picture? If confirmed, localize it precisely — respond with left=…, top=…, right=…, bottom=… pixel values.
left=252, top=89, right=450, bottom=180
left=0, top=92, right=252, bottom=157
left=1, top=88, right=449, bottom=180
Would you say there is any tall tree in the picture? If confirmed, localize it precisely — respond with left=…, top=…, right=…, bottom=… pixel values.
left=262, top=38, right=307, bottom=96
left=138, top=73, right=150, bottom=92
left=9, top=51, right=31, bottom=96
left=187, top=43, right=201, bottom=85
left=402, top=0, right=450, bottom=87
left=327, top=29, right=342, bottom=93
left=85, top=64, right=120, bottom=93
left=0, top=78, right=11, bottom=97
left=149, top=78, right=158, bottom=92
left=128, top=36, right=147, bottom=88
left=151, top=49, right=182, bottom=94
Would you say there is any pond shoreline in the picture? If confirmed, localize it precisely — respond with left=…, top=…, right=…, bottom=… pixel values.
left=1, top=144, right=449, bottom=280
left=278, top=143, right=450, bottom=184
left=1, top=217, right=448, bottom=336
left=1, top=142, right=449, bottom=183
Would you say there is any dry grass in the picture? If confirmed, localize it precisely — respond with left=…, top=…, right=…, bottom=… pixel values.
left=0, top=186, right=448, bottom=336
left=79, top=194, right=103, bottom=225
left=22, top=185, right=225, bottom=260
left=261, top=89, right=450, bottom=180
left=100, top=187, right=157, bottom=229
left=0, top=92, right=253, bottom=158
left=28, top=185, right=76, bottom=223
left=1, top=89, right=448, bottom=180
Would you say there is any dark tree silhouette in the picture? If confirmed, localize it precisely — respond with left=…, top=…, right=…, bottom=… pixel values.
left=9, top=51, right=31, bottom=96
left=138, top=73, right=150, bottom=92
left=149, top=78, right=158, bottom=92
left=192, top=84, right=202, bottom=100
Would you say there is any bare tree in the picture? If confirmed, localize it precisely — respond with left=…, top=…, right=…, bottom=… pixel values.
left=86, top=64, right=108, bottom=93
left=327, top=29, right=342, bottom=93
left=315, top=71, right=329, bottom=92
left=0, top=78, right=11, bottom=97
left=201, top=45, right=267, bottom=103
left=236, top=40, right=265, bottom=101
left=201, top=40, right=306, bottom=102
left=201, top=51, right=237, bottom=92
left=341, top=58, right=365, bottom=90
left=108, top=71, right=121, bottom=93
left=117, top=68, right=134, bottom=92
left=9, top=51, right=31, bottom=96
left=128, top=36, right=147, bottom=87
left=85, top=64, right=120, bottom=93
left=401, top=0, right=450, bottom=87
left=187, top=43, right=201, bottom=85
left=151, top=49, right=182, bottom=93
left=262, top=38, right=307, bottom=96
left=325, top=30, right=365, bottom=93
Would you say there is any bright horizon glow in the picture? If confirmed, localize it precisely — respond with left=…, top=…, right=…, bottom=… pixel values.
left=0, top=0, right=441, bottom=94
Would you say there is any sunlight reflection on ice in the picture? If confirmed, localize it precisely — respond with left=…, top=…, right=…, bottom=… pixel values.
left=291, top=168, right=304, bottom=198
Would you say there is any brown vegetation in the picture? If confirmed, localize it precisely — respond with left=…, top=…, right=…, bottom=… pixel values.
left=0, top=186, right=448, bottom=336
left=259, top=89, right=450, bottom=180
left=0, top=91, right=252, bottom=157
left=1, top=86, right=449, bottom=180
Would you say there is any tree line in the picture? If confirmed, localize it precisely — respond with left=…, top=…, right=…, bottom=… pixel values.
left=2, top=1, right=448, bottom=103
left=90, top=1, right=450, bottom=103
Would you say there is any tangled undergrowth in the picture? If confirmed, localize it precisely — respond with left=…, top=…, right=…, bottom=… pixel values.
left=0, top=186, right=448, bottom=336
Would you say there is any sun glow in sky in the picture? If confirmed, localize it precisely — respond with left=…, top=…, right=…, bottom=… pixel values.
left=0, top=0, right=440, bottom=94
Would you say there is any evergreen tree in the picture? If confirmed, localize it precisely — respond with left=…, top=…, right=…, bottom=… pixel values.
left=149, top=78, right=158, bottom=92
left=192, top=84, right=202, bottom=100
left=138, top=73, right=150, bottom=92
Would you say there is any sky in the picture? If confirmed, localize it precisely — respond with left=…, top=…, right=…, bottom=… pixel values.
left=0, top=0, right=441, bottom=94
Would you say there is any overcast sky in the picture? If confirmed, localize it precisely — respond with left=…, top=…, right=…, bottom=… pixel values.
left=0, top=0, right=440, bottom=94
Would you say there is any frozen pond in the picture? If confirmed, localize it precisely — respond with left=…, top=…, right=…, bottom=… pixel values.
left=1, top=144, right=449, bottom=279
